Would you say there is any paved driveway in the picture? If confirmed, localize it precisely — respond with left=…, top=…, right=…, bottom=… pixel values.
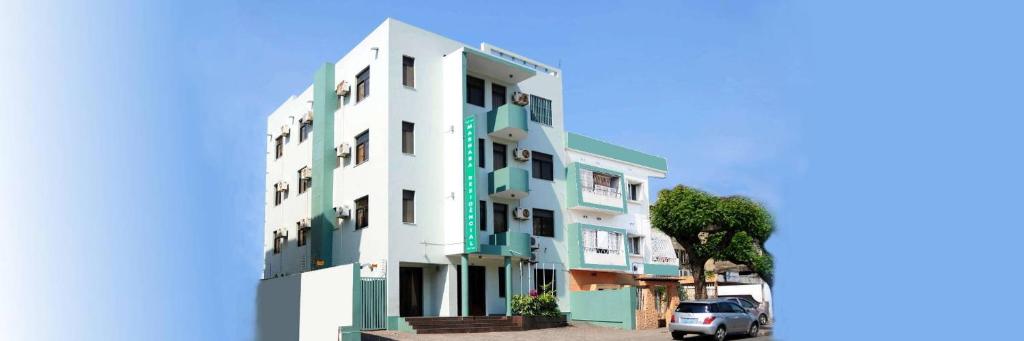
left=363, top=323, right=773, bottom=341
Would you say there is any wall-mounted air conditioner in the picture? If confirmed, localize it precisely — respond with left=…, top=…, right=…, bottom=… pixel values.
left=280, top=125, right=291, bottom=137
left=335, top=205, right=351, bottom=220
left=530, top=236, right=540, bottom=249
left=513, top=148, right=531, bottom=162
left=298, top=218, right=311, bottom=228
left=276, top=181, right=289, bottom=192
left=336, top=81, right=350, bottom=97
left=276, top=228, right=289, bottom=237
left=513, top=207, right=531, bottom=220
left=512, top=92, right=529, bottom=106
left=336, top=143, right=351, bottom=158
left=302, top=111, right=313, bottom=124
left=300, top=167, right=312, bottom=179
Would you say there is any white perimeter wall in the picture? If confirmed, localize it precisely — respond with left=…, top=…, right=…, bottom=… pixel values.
left=257, top=264, right=356, bottom=341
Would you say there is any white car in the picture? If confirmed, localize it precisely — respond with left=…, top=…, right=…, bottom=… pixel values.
left=668, top=299, right=759, bottom=341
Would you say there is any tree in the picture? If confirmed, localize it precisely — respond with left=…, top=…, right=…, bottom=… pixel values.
left=650, top=186, right=775, bottom=298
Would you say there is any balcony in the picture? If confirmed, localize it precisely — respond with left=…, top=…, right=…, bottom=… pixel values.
left=487, top=104, right=528, bottom=141
left=479, top=232, right=533, bottom=258
left=488, top=167, right=530, bottom=200
left=566, top=163, right=627, bottom=214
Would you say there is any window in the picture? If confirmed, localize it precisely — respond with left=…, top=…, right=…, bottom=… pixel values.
left=498, top=267, right=506, bottom=298
left=583, top=229, right=622, bottom=255
left=274, top=184, right=286, bottom=206
left=479, top=200, right=487, bottom=231
left=492, top=83, right=506, bottom=108
left=356, top=66, right=370, bottom=102
left=299, top=120, right=312, bottom=143
left=402, top=56, right=415, bottom=87
left=534, top=268, right=556, bottom=295
left=676, top=303, right=711, bottom=313
left=629, top=237, right=642, bottom=255
left=273, top=232, right=284, bottom=254
left=466, top=75, right=484, bottom=107
left=402, top=190, right=415, bottom=223
left=355, top=130, right=369, bottom=165
left=531, top=151, right=553, bottom=181
left=478, top=138, right=486, bottom=168
left=401, top=122, right=414, bottom=154
left=532, top=208, right=554, bottom=237
left=298, top=225, right=309, bottom=247
left=492, top=142, right=507, bottom=170
left=355, top=196, right=369, bottom=229
left=581, top=170, right=620, bottom=198
left=629, top=183, right=641, bottom=201
left=493, top=203, right=508, bottom=233
left=530, top=95, right=552, bottom=125
left=298, top=167, right=312, bottom=194
left=275, top=136, right=284, bottom=159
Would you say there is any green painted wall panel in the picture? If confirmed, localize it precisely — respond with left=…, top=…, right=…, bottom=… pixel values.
left=568, top=287, right=637, bottom=330
left=643, top=263, right=680, bottom=276
left=311, top=63, right=339, bottom=269
left=566, top=132, right=668, bottom=172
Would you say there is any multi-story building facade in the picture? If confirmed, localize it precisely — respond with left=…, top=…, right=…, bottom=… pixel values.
left=259, top=18, right=678, bottom=337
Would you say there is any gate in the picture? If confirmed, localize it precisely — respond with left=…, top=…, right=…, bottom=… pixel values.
left=361, top=277, right=387, bottom=330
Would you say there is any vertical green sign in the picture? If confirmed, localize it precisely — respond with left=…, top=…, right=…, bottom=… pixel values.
left=464, top=115, right=479, bottom=253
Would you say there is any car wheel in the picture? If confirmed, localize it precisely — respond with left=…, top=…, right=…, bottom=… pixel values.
left=748, top=322, right=759, bottom=337
left=759, top=314, right=768, bottom=325
left=671, top=331, right=686, bottom=340
left=713, top=326, right=727, bottom=341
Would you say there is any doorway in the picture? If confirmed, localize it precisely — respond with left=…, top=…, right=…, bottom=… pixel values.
left=399, top=267, right=423, bottom=317
left=456, top=266, right=487, bottom=316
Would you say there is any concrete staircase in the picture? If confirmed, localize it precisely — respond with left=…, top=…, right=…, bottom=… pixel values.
left=402, top=316, right=520, bottom=334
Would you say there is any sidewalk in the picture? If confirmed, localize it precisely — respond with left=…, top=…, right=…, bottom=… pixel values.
left=362, top=322, right=773, bottom=340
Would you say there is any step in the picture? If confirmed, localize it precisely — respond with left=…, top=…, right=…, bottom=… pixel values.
left=416, top=326, right=522, bottom=334
left=407, top=320, right=517, bottom=327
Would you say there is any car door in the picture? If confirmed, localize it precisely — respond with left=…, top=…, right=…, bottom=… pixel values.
left=713, top=303, right=735, bottom=332
left=727, top=302, right=753, bottom=330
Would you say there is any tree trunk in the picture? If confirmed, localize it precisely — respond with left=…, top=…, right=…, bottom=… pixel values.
left=690, top=261, right=707, bottom=299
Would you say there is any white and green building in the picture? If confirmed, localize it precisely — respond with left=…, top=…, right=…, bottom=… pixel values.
left=258, top=18, right=679, bottom=339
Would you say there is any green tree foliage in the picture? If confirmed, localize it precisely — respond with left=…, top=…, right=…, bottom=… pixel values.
left=651, top=186, right=775, bottom=298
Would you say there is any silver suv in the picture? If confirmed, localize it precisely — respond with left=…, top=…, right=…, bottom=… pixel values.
left=668, top=299, right=759, bottom=341
left=721, top=296, right=770, bottom=326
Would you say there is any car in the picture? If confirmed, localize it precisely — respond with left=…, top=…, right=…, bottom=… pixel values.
left=720, top=296, right=770, bottom=326
left=668, top=299, right=759, bottom=341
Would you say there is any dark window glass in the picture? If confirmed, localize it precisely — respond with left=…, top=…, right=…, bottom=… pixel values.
left=676, top=303, right=711, bottom=313
left=402, top=122, right=414, bottom=154
left=402, top=56, right=414, bottom=87
left=532, top=208, right=554, bottom=237
left=629, top=183, right=640, bottom=201
left=493, top=203, right=508, bottom=233
left=275, top=136, right=284, bottom=159
left=728, top=303, right=746, bottom=313
left=529, top=95, right=552, bottom=125
left=298, top=225, right=308, bottom=247
left=298, top=167, right=312, bottom=194
left=274, top=184, right=287, bottom=206
left=492, top=83, right=506, bottom=108
left=498, top=267, right=506, bottom=298
left=466, top=75, right=484, bottom=106
left=356, top=66, right=370, bottom=102
left=478, top=139, right=486, bottom=168
left=355, top=130, right=369, bottom=165
left=402, top=190, right=415, bottom=223
left=492, top=143, right=507, bottom=170
left=531, top=151, right=553, bottom=180
left=273, top=233, right=283, bottom=254
left=300, top=121, right=312, bottom=143
left=479, top=200, right=487, bottom=231
left=355, top=196, right=369, bottom=229
left=534, top=268, right=556, bottom=295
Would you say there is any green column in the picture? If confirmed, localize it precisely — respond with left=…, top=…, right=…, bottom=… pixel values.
left=311, top=62, right=338, bottom=269
left=504, top=256, right=512, bottom=316
left=460, top=254, right=469, bottom=316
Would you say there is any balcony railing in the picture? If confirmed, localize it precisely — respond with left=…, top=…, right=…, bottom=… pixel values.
left=582, top=184, right=621, bottom=198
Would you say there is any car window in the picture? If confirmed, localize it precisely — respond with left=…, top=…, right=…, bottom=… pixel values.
left=728, top=303, right=746, bottom=313
left=676, top=303, right=710, bottom=313
left=711, top=303, right=727, bottom=313
left=738, top=300, right=754, bottom=308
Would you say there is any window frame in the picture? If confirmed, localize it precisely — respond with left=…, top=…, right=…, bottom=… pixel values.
left=534, top=268, right=556, bottom=295
left=275, top=136, right=284, bottom=159
left=298, top=167, right=312, bottom=194
left=297, top=225, right=309, bottom=247
left=478, top=138, right=486, bottom=168
left=355, top=195, right=369, bottom=229
left=402, top=55, right=415, bottom=88
left=498, top=266, right=506, bottom=298
left=299, top=121, right=312, bottom=143
left=356, top=66, right=370, bottom=103
left=492, top=142, right=507, bottom=170
left=355, top=130, right=369, bottom=166
left=479, top=200, right=488, bottom=231
left=466, top=75, right=485, bottom=107
left=402, top=190, right=415, bottom=224
left=401, top=121, right=415, bottom=155
left=628, top=182, right=642, bottom=201
left=493, top=202, right=508, bottom=233
left=529, top=94, right=552, bottom=125
left=273, top=233, right=284, bottom=254
left=629, top=237, right=642, bottom=255
left=531, top=151, right=554, bottom=181
left=491, top=83, right=507, bottom=109
left=532, top=208, right=555, bottom=237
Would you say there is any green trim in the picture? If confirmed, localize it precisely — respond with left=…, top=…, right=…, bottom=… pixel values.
left=568, top=287, right=637, bottom=330
left=643, top=263, right=680, bottom=276
left=311, top=63, right=339, bottom=269
left=481, top=232, right=532, bottom=257
left=566, top=132, right=668, bottom=173
left=460, top=254, right=469, bottom=316
left=488, top=167, right=530, bottom=198
left=487, top=103, right=528, bottom=140
left=504, top=256, right=513, bottom=316
left=567, top=223, right=630, bottom=271
left=465, top=48, right=538, bottom=76
left=340, top=264, right=364, bottom=340
left=386, top=316, right=416, bottom=333
left=566, top=162, right=627, bottom=214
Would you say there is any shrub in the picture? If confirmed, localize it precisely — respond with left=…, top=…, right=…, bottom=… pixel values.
left=510, top=284, right=560, bottom=317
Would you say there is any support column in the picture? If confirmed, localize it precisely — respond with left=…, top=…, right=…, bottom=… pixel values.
left=310, top=62, right=338, bottom=270
left=504, top=256, right=512, bottom=316
left=460, top=254, right=469, bottom=316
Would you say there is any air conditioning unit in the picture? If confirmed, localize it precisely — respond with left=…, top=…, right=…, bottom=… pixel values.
left=300, top=167, right=312, bottom=179
left=276, top=181, right=289, bottom=192
left=302, top=111, right=313, bottom=124
left=513, top=207, right=531, bottom=220
left=336, top=80, right=350, bottom=97
left=298, top=218, right=311, bottom=228
left=280, top=125, right=291, bottom=137
left=513, top=148, right=531, bottom=161
left=336, top=143, right=351, bottom=158
left=528, top=252, right=538, bottom=263
left=530, top=236, right=540, bottom=249
left=276, top=228, right=289, bottom=237
left=512, top=92, right=529, bottom=106
left=335, top=205, right=351, bottom=220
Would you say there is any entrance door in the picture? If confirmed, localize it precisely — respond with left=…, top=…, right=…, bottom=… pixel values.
left=399, top=267, right=423, bottom=317
left=456, top=266, right=487, bottom=316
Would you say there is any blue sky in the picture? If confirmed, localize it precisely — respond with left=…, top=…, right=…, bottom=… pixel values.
left=2, top=1, right=1022, bottom=340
